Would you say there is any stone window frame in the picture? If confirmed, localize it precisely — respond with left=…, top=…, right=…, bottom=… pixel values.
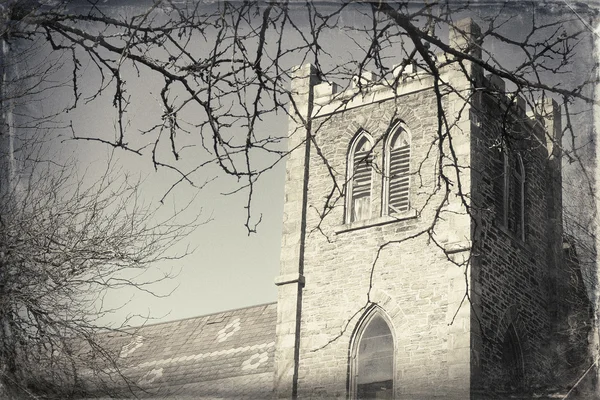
left=501, top=322, right=526, bottom=390
left=348, top=306, right=395, bottom=400
left=500, top=147, right=510, bottom=226
left=495, top=305, right=529, bottom=393
left=346, top=130, right=375, bottom=224
left=496, top=146, right=526, bottom=242
left=509, top=154, right=525, bottom=241
left=382, top=121, right=412, bottom=217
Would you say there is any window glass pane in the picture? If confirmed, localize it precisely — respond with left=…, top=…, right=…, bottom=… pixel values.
left=356, top=315, right=393, bottom=398
left=390, top=132, right=409, bottom=149
left=353, top=196, right=370, bottom=222
left=362, top=315, right=392, bottom=339
left=357, top=380, right=393, bottom=399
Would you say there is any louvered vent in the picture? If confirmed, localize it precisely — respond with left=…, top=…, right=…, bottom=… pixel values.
left=352, top=150, right=372, bottom=222
left=388, top=144, right=410, bottom=214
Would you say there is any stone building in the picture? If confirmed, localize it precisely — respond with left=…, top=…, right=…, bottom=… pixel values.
left=272, top=17, right=592, bottom=399
left=88, top=18, right=591, bottom=400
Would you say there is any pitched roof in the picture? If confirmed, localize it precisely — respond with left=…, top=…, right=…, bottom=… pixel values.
left=94, top=302, right=277, bottom=399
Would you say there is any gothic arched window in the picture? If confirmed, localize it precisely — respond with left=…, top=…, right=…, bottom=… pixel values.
left=493, top=146, right=525, bottom=241
left=508, top=154, right=525, bottom=240
left=501, top=323, right=525, bottom=391
left=351, top=311, right=394, bottom=399
left=383, top=123, right=411, bottom=215
left=347, top=132, right=374, bottom=223
left=493, top=145, right=509, bottom=226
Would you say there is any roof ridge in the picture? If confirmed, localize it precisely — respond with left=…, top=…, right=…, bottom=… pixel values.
left=131, top=301, right=278, bottom=329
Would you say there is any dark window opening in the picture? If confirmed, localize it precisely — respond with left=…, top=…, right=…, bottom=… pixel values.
left=355, top=314, right=394, bottom=399
left=507, top=155, right=524, bottom=239
left=493, top=147, right=525, bottom=240
left=492, top=147, right=507, bottom=225
left=501, top=324, right=525, bottom=392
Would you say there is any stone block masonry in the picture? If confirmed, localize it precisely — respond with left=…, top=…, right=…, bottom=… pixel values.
left=274, top=17, right=592, bottom=400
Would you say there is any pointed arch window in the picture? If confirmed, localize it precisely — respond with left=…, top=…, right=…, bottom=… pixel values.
left=493, top=145, right=509, bottom=226
left=501, top=323, right=525, bottom=391
left=493, top=147, right=525, bottom=241
left=508, top=154, right=525, bottom=240
left=347, top=132, right=374, bottom=223
left=351, top=310, right=394, bottom=399
left=383, top=123, right=411, bottom=215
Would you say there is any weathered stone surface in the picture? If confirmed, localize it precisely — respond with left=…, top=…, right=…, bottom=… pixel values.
left=274, top=19, right=592, bottom=400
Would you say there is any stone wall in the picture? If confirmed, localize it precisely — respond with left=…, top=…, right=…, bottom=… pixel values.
left=469, top=84, right=552, bottom=395
left=469, top=76, right=592, bottom=397
left=275, top=60, right=476, bottom=398
left=274, top=17, right=592, bottom=400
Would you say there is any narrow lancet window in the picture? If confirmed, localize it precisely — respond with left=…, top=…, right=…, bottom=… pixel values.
left=353, top=312, right=394, bottom=399
left=501, top=323, right=525, bottom=391
left=493, top=145, right=509, bottom=226
left=347, top=133, right=374, bottom=223
left=508, top=154, right=525, bottom=240
left=384, top=124, right=410, bottom=215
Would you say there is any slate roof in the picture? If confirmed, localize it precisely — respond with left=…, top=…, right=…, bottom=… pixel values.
left=91, top=302, right=277, bottom=399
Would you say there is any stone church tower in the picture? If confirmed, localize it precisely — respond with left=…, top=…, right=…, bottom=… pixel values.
left=274, top=18, right=592, bottom=399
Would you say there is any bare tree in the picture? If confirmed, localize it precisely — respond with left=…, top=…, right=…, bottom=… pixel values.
left=2, top=0, right=591, bottom=232
left=0, top=6, right=200, bottom=395
left=0, top=145, right=200, bottom=398
left=1, top=0, right=599, bottom=398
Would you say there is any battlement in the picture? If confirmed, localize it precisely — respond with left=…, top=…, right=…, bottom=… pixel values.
left=292, top=17, right=560, bottom=143
left=305, top=64, right=558, bottom=134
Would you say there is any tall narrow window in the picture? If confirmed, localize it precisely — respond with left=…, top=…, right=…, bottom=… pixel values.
left=351, top=311, right=394, bottom=399
left=384, top=124, right=411, bottom=215
left=492, top=145, right=509, bottom=226
left=347, top=132, right=374, bottom=223
left=493, top=147, right=524, bottom=240
left=501, top=323, right=525, bottom=392
left=508, top=155, right=525, bottom=240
